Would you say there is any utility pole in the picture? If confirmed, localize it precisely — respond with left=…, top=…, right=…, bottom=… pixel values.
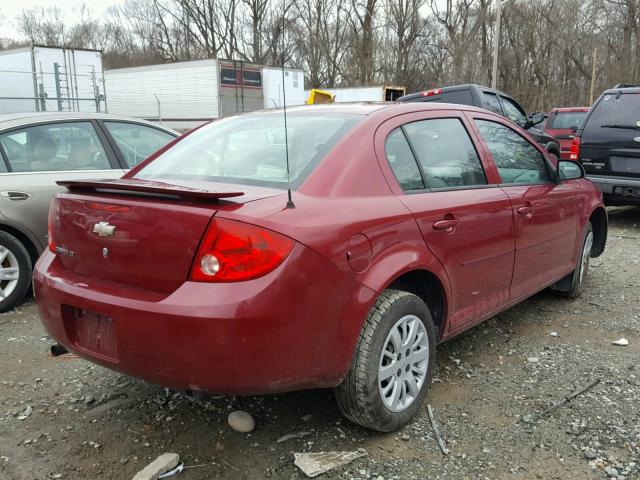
left=491, top=0, right=502, bottom=89
left=589, top=47, right=597, bottom=105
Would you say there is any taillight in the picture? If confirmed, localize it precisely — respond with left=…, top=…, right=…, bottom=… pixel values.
left=190, top=218, right=294, bottom=282
left=420, top=88, right=442, bottom=97
left=569, top=136, right=581, bottom=161
left=47, top=199, right=57, bottom=253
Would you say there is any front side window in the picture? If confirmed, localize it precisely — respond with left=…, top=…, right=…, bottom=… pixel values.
left=385, top=128, right=424, bottom=191
left=136, top=113, right=361, bottom=189
left=403, top=118, right=487, bottom=189
left=0, top=122, right=110, bottom=172
left=103, top=122, right=175, bottom=168
left=475, top=119, right=551, bottom=185
left=499, top=96, right=528, bottom=128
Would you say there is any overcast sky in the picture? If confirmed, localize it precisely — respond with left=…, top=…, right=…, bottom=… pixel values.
left=0, top=0, right=126, bottom=39
left=0, top=0, right=445, bottom=41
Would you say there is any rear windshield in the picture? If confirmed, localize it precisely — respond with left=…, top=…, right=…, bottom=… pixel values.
left=135, top=112, right=361, bottom=189
left=547, top=111, right=587, bottom=129
left=587, top=93, right=640, bottom=129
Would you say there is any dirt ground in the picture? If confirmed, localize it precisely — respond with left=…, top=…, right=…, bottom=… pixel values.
left=1, top=207, right=639, bottom=480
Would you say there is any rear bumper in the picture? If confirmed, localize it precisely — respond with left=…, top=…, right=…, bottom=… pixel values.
left=586, top=175, right=640, bottom=204
left=34, top=245, right=377, bottom=395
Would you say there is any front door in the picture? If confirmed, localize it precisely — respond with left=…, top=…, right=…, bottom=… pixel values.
left=380, top=112, right=515, bottom=330
left=471, top=115, right=579, bottom=299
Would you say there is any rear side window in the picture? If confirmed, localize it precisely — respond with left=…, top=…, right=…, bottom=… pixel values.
left=403, top=118, right=487, bottom=189
left=475, top=120, right=551, bottom=184
left=136, top=113, right=361, bottom=189
left=482, top=93, right=503, bottom=115
left=103, top=122, right=175, bottom=168
left=385, top=128, right=424, bottom=191
left=0, top=122, right=110, bottom=172
left=547, top=111, right=587, bottom=129
left=583, top=93, right=640, bottom=137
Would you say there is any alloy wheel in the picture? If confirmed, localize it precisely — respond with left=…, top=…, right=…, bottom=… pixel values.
left=0, top=246, right=20, bottom=300
left=378, top=314, right=429, bottom=412
left=579, top=231, right=594, bottom=285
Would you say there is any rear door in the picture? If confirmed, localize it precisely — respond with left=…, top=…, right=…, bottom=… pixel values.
left=0, top=121, right=124, bottom=250
left=379, top=110, right=515, bottom=331
left=580, top=92, right=640, bottom=179
left=470, top=112, right=579, bottom=299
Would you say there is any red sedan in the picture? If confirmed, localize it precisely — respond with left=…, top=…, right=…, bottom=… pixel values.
left=35, top=103, right=607, bottom=432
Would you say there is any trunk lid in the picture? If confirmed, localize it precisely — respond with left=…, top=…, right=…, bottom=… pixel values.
left=51, top=178, right=282, bottom=293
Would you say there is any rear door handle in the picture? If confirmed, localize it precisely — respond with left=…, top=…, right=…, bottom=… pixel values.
left=0, top=191, right=31, bottom=201
left=517, top=206, right=534, bottom=218
left=433, top=219, right=459, bottom=233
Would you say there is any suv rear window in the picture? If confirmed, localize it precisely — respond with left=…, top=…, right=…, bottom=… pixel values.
left=547, top=111, right=587, bottom=129
left=136, top=112, right=361, bottom=189
left=586, top=93, right=640, bottom=130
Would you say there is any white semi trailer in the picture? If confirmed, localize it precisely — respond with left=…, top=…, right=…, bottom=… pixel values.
left=105, top=59, right=305, bottom=131
left=0, top=46, right=106, bottom=114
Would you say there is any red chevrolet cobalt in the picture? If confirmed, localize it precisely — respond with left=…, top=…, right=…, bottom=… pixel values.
left=35, top=103, right=607, bottom=431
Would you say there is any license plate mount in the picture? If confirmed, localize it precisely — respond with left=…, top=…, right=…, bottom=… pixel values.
left=62, top=306, right=119, bottom=363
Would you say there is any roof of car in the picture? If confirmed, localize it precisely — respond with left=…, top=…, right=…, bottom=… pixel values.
left=397, top=84, right=510, bottom=102
left=601, top=86, right=640, bottom=95
left=550, top=107, right=589, bottom=113
left=0, top=111, right=176, bottom=132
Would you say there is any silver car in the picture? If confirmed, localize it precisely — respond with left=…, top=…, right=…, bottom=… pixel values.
left=0, top=112, right=178, bottom=311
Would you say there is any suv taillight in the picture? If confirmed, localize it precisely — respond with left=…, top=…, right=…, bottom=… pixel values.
left=47, top=200, right=57, bottom=253
left=569, top=136, right=581, bottom=161
left=190, top=218, right=294, bottom=282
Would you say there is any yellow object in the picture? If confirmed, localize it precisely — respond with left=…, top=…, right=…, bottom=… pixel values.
left=306, top=89, right=335, bottom=105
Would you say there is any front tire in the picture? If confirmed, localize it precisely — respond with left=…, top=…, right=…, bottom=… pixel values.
left=0, top=231, right=32, bottom=313
left=551, top=222, right=593, bottom=298
left=335, top=290, right=436, bottom=432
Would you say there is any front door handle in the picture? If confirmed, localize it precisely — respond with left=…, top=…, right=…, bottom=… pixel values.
left=0, top=191, right=31, bottom=201
left=433, top=219, right=459, bottom=233
left=517, top=205, right=534, bottom=218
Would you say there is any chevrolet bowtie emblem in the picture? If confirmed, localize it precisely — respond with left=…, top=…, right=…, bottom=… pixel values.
left=93, top=221, right=116, bottom=237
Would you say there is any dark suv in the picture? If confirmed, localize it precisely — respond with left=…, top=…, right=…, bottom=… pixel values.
left=398, top=84, right=560, bottom=158
left=572, top=85, right=640, bottom=205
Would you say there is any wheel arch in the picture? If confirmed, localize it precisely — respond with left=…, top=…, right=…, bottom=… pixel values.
left=545, top=141, right=560, bottom=156
left=385, top=269, right=448, bottom=340
left=0, top=223, right=40, bottom=265
left=588, top=207, right=607, bottom=258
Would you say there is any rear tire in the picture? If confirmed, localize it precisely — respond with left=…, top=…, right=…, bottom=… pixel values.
left=335, top=290, right=436, bottom=432
left=551, top=222, right=593, bottom=298
left=0, top=231, right=32, bottom=313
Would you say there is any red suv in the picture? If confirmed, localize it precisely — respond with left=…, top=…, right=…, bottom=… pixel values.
left=544, top=107, right=589, bottom=160
left=35, top=103, right=607, bottom=432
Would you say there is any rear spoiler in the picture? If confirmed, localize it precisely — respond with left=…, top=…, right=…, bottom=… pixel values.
left=57, top=179, right=244, bottom=201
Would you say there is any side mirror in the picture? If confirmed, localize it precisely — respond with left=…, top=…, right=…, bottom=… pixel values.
left=557, top=160, right=584, bottom=181
left=530, top=112, right=545, bottom=126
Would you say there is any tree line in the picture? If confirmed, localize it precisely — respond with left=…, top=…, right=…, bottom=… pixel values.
left=1, top=0, right=638, bottom=111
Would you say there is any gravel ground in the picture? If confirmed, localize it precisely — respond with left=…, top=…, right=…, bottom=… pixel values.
left=1, top=207, right=639, bottom=480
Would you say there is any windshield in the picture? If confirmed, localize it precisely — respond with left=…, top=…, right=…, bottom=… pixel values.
left=548, top=111, right=587, bottom=129
left=135, top=112, right=361, bottom=189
